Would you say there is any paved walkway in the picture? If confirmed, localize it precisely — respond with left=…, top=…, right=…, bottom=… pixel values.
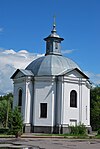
left=0, top=138, right=100, bottom=149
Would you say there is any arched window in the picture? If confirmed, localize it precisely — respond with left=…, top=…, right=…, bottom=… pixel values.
left=55, top=41, right=58, bottom=49
left=18, top=89, right=22, bottom=111
left=70, top=90, right=77, bottom=108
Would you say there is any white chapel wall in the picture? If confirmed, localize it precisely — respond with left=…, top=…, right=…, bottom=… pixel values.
left=13, top=79, right=26, bottom=122
left=63, top=80, right=80, bottom=125
left=57, top=73, right=90, bottom=127
left=33, top=77, right=56, bottom=127
left=13, top=76, right=33, bottom=124
left=81, top=84, right=90, bottom=126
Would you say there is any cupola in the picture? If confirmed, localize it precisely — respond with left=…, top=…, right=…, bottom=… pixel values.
left=44, top=18, right=64, bottom=56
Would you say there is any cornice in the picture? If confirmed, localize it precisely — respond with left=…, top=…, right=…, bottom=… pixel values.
left=13, top=76, right=33, bottom=84
left=34, top=76, right=57, bottom=82
left=58, top=76, right=89, bottom=85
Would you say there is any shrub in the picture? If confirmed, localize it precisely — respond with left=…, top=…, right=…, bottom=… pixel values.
left=0, top=128, right=9, bottom=134
left=97, top=129, right=100, bottom=135
left=9, top=106, right=23, bottom=137
left=69, top=124, right=87, bottom=135
left=78, top=124, right=87, bottom=135
left=70, top=125, right=79, bottom=135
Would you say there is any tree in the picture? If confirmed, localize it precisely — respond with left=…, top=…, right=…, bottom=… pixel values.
left=0, top=93, right=13, bottom=128
left=0, top=99, right=7, bottom=127
left=10, top=106, right=23, bottom=137
left=0, top=94, right=23, bottom=137
left=90, top=87, right=100, bottom=130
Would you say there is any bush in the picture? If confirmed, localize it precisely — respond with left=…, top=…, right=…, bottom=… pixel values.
left=70, top=125, right=79, bottom=135
left=9, top=106, right=23, bottom=137
left=78, top=124, right=87, bottom=135
left=69, top=124, right=87, bottom=135
left=97, top=129, right=100, bottom=135
left=0, top=128, right=9, bottom=134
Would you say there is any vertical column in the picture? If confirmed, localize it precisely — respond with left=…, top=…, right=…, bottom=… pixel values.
left=87, top=88, right=90, bottom=125
left=79, top=78, right=82, bottom=124
left=24, top=77, right=33, bottom=133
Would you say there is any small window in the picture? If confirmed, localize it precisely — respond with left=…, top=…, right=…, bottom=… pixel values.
left=47, top=42, right=49, bottom=50
left=40, top=103, right=47, bottom=118
left=55, top=41, right=58, bottom=49
left=70, top=120, right=77, bottom=126
left=47, top=40, right=50, bottom=50
left=18, top=89, right=22, bottom=111
left=70, top=90, right=77, bottom=108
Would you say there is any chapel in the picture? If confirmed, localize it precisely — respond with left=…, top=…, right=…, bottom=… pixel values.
left=11, top=21, right=91, bottom=134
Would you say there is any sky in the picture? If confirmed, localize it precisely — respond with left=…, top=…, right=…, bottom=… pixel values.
left=0, top=0, right=100, bottom=94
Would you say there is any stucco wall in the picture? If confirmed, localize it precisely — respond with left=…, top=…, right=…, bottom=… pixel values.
left=12, top=69, right=90, bottom=133
left=57, top=71, right=90, bottom=128
left=33, top=77, right=56, bottom=127
left=13, top=76, right=33, bottom=124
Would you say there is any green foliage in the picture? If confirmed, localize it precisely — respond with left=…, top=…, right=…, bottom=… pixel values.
left=0, top=93, right=13, bottom=127
left=9, top=106, right=23, bottom=136
left=0, top=99, right=7, bottom=127
left=0, top=93, right=23, bottom=137
left=90, top=87, right=100, bottom=130
left=69, top=124, right=87, bottom=135
left=0, top=128, right=9, bottom=134
left=78, top=124, right=87, bottom=135
left=97, top=129, right=100, bottom=135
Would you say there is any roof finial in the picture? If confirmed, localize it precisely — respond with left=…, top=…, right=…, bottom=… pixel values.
left=52, top=15, right=56, bottom=33
left=53, top=15, right=56, bottom=26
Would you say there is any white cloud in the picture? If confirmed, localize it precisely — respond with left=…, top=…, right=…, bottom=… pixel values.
left=18, top=50, right=28, bottom=53
left=0, top=48, right=99, bottom=95
left=2, top=49, right=16, bottom=54
left=62, top=49, right=75, bottom=54
left=0, top=48, right=44, bottom=94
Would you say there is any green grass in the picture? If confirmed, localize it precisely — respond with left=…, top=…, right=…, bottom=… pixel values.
left=32, top=133, right=89, bottom=139
left=0, top=133, right=100, bottom=139
left=95, top=135, right=100, bottom=139
left=32, top=133, right=100, bottom=139
left=0, top=134, right=14, bottom=138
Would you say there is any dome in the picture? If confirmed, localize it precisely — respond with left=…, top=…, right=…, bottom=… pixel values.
left=26, top=55, right=81, bottom=76
left=26, top=21, right=81, bottom=76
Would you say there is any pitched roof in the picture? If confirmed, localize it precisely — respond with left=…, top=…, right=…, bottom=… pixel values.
left=59, top=68, right=89, bottom=79
left=11, top=69, right=34, bottom=79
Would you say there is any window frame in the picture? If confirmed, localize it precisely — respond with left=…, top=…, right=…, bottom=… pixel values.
left=18, top=89, right=22, bottom=111
left=70, top=90, right=77, bottom=108
left=40, top=103, right=47, bottom=118
left=55, top=41, right=58, bottom=49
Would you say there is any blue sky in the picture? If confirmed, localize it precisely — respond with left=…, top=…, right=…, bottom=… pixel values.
left=0, top=0, right=100, bottom=93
